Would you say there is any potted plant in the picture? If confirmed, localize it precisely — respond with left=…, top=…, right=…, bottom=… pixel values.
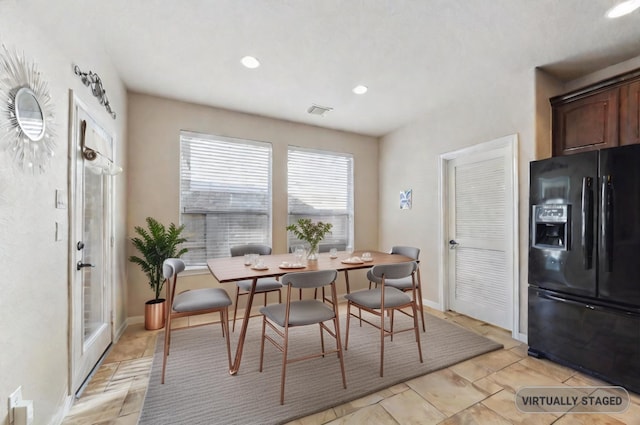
left=129, top=217, right=188, bottom=330
left=286, top=218, right=332, bottom=261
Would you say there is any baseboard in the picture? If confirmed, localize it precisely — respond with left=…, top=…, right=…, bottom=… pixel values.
left=517, top=331, right=528, bottom=344
left=127, top=315, right=144, bottom=326
left=114, top=319, right=128, bottom=342
left=421, top=298, right=442, bottom=311
left=48, top=392, right=74, bottom=425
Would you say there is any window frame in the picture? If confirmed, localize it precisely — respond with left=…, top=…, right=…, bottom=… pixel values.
left=286, top=145, right=354, bottom=252
left=179, top=131, right=273, bottom=267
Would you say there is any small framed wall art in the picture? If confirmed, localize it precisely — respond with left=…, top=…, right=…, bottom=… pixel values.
left=400, top=189, right=412, bottom=210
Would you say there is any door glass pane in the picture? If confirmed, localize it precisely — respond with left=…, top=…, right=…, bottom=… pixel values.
left=82, top=166, right=105, bottom=342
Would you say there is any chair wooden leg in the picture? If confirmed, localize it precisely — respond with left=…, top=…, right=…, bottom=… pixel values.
left=319, top=324, right=325, bottom=357
left=333, top=316, right=347, bottom=389
left=417, top=294, right=425, bottom=333
left=412, top=302, right=423, bottom=363
left=161, top=313, right=172, bottom=384
left=390, top=309, right=395, bottom=342
left=344, top=303, right=351, bottom=350
left=417, top=269, right=426, bottom=332
left=232, top=287, right=241, bottom=332
left=259, top=316, right=267, bottom=372
left=222, top=308, right=233, bottom=371
left=280, top=326, right=289, bottom=405
left=380, top=309, right=385, bottom=377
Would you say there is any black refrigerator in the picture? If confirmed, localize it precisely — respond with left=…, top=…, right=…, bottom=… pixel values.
left=528, top=144, right=640, bottom=394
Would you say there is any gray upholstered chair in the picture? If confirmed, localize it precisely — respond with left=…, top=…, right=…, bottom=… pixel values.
left=289, top=243, right=348, bottom=300
left=230, top=244, right=282, bottom=331
left=259, top=269, right=347, bottom=404
left=345, top=261, right=423, bottom=377
left=367, top=246, right=425, bottom=331
left=161, top=258, right=232, bottom=384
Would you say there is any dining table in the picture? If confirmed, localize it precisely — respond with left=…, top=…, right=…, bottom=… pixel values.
left=207, top=249, right=418, bottom=375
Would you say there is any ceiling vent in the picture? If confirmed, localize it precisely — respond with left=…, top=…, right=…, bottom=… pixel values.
left=307, top=104, right=333, bottom=116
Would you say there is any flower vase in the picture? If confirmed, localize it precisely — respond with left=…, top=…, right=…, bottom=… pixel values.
left=307, top=244, right=319, bottom=261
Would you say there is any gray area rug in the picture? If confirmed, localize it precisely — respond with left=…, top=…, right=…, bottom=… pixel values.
left=139, top=312, right=502, bottom=425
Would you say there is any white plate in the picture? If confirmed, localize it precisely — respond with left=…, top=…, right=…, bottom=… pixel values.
left=341, top=259, right=364, bottom=265
left=251, top=265, right=269, bottom=270
left=279, top=263, right=306, bottom=269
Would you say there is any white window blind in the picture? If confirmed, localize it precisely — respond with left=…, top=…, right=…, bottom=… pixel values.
left=180, top=131, right=272, bottom=266
left=287, top=146, right=353, bottom=250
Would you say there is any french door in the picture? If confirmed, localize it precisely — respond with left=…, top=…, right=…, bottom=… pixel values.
left=69, top=93, right=114, bottom=394
left=442, top=134, right=518, bottom=333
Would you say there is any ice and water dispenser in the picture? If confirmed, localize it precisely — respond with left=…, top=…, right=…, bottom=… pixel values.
left=531, top=204, right=570, bottom=250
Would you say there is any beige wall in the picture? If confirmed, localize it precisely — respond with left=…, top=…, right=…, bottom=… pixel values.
left=379, top=77, right=536, bottom=331
left=0, top=1, right=128, bottom=424
left=126, top=93, right=379, bottom=318
left=379, top=57, right=640, bottom=339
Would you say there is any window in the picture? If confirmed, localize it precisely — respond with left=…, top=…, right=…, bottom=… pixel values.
left=180, top=131, right=272, bottom=266
left=287, top=146, right=354, bottom=250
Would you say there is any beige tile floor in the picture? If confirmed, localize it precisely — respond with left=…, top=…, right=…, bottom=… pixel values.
left=61, top=306, right=640, bottom=425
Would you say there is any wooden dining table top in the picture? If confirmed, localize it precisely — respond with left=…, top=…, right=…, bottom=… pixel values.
left=207, top=250, right=416, bottom=283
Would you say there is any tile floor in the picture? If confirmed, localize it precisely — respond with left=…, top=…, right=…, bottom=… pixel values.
left=61, top=307, right=640, bottom=425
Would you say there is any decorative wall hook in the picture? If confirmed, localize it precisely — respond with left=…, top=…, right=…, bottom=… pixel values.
left=73, top=65, right=116, bottom=119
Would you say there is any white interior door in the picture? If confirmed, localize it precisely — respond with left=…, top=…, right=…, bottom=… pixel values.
left=444, top=135, right=518, bottom=332
left=69, top=94, right=114, bottom=394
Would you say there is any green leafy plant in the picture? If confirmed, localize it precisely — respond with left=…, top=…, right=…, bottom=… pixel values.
left=129, top=217, right=188, bottom=301
left=286, top=218, right=333, bottom=256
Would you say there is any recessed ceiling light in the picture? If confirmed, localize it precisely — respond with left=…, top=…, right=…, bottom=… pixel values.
left=241, top=56, right=260, bottom=69
left=606, top=0, right=640, bottom=18
left=353, top=85, right=368, bottom=95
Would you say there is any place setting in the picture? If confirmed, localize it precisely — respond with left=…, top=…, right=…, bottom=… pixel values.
left=341, top=250, right=373, bottom=264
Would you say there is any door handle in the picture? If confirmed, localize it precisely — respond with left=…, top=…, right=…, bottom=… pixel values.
left=581, top=177, right=593, bottom=269
left=77, top=261, right=95, bottom=271
left=449, top=240, right=459, bottom=249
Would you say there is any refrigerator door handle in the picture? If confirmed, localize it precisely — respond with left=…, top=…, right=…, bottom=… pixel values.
left=537, top=290, right=593, bottom=309
left=601, top=175, right=613, bottom=272
left=581, top=177, right=594, bottom=269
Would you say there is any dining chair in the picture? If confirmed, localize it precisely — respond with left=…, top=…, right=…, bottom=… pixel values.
left=259, top=269, right=347, bottom=404
left=368, top=246, right=425, bottom=331
left=345, top=261, right=423, bottom=377
left=161, top=258, right=232, bottom=384
left=230, top=244, right=283, bottom=331
left=290, top=243, right=348, bottom=301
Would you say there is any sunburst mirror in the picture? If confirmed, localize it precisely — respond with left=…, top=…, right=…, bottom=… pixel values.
left=0, top=45, right=55, bottom=172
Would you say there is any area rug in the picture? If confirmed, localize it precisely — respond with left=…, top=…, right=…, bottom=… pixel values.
left=138, top=312, right=502, bottom=425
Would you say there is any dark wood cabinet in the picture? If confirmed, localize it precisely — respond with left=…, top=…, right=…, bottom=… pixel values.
left=551, top=69, right=640, bottom=156
left=620, top=79, right=640, bottom=146
left=552, top=89, right=619, bottom=156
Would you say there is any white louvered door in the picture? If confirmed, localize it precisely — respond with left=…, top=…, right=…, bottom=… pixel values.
left=447, top=143, right=514, bottom=330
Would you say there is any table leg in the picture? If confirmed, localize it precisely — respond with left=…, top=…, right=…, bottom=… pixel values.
left=230, top=278, right=257, bottom=375
left=343, top=270, right=351, bottom=294
left=416, top=267, right=425, bottom=332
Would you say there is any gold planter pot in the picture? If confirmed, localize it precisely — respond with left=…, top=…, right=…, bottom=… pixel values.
left=145, top=299, right=166, bottom=330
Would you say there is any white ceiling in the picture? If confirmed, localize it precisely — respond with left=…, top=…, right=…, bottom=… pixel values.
left=21, top=0, right=640, bottom=137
